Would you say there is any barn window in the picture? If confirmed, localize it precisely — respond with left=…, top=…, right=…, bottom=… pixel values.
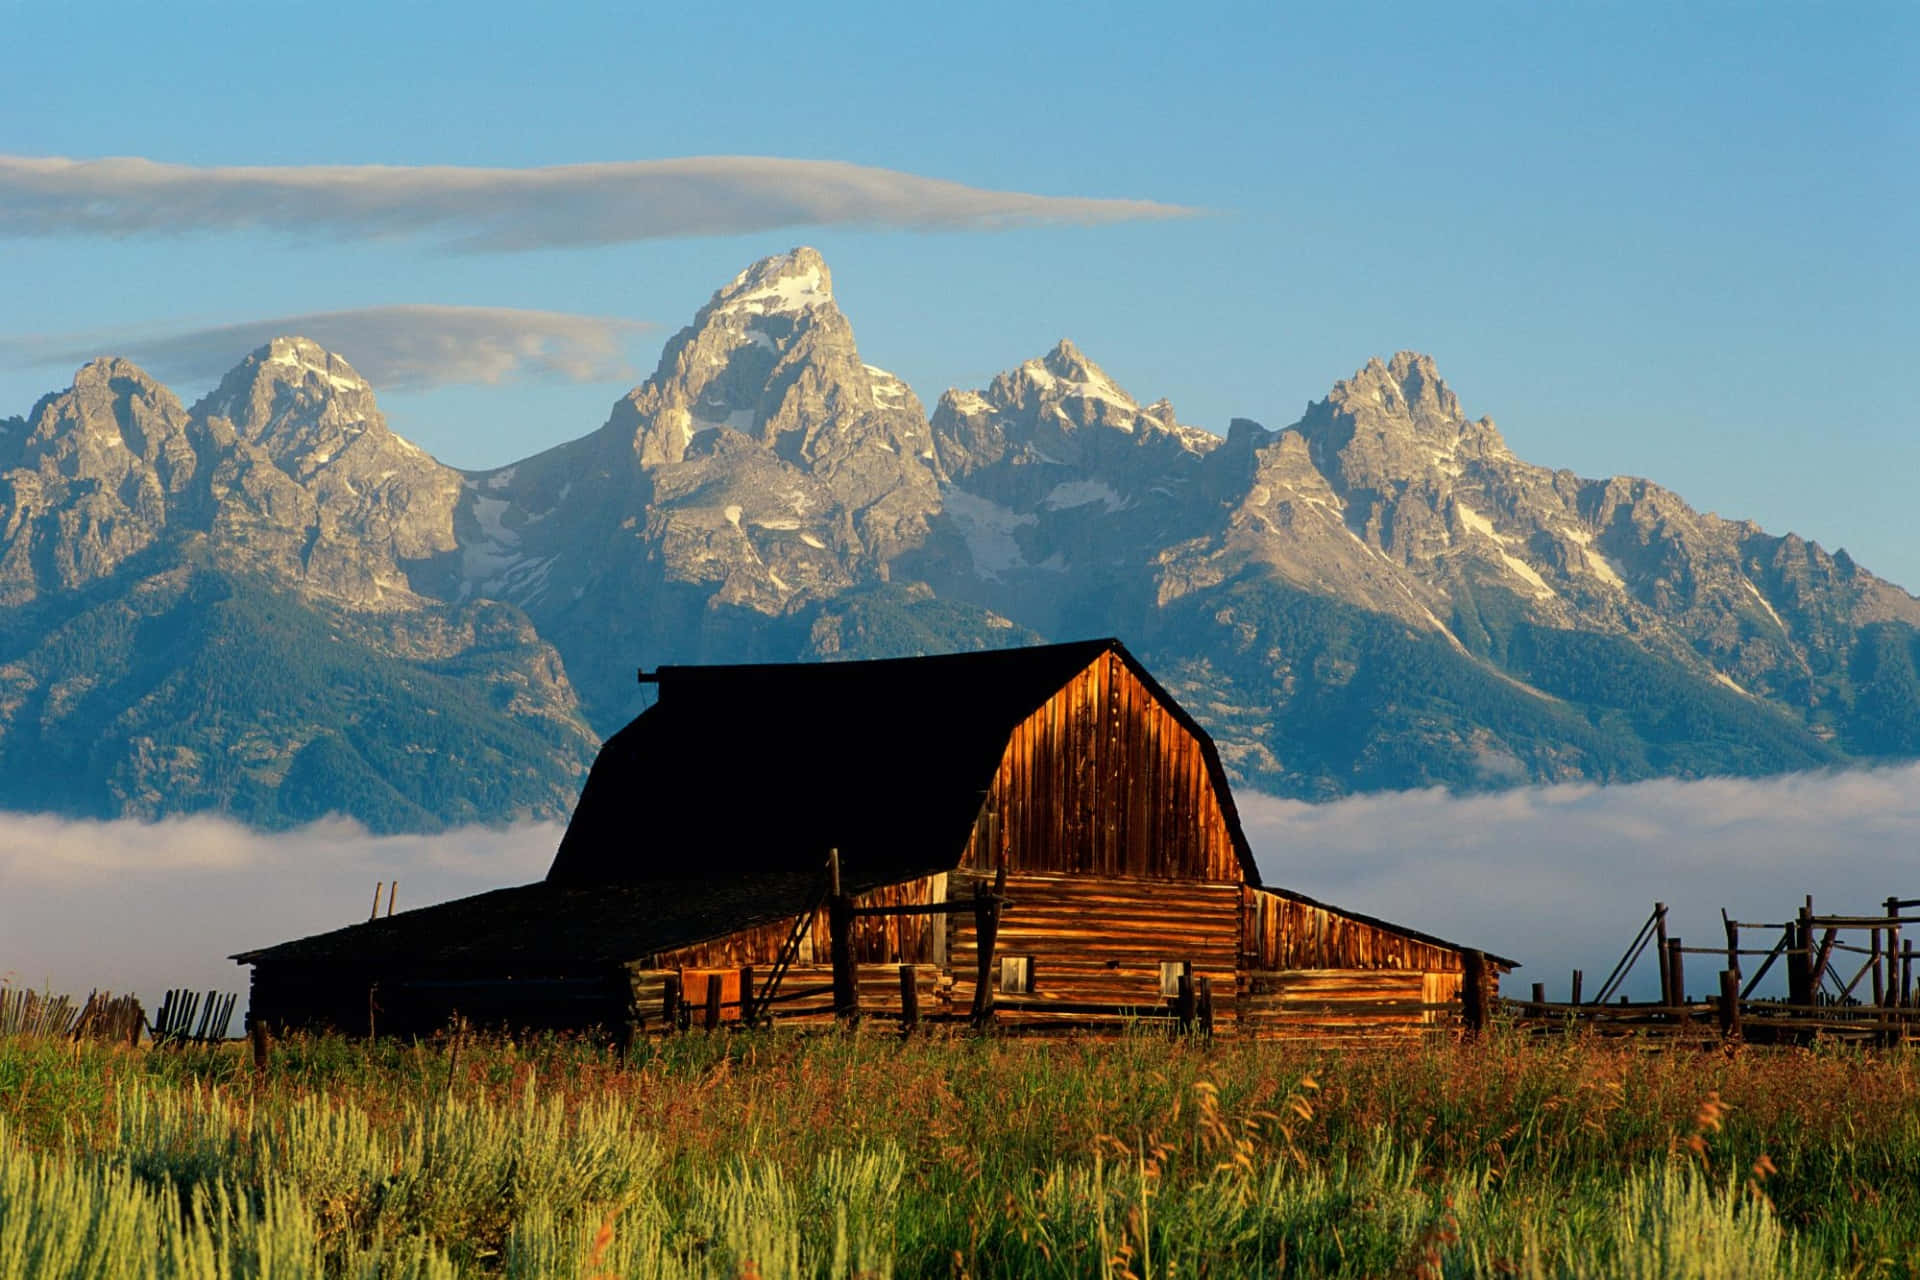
left=1159, top=961, right=1191, bottom=998
left=999, top=955, right=1034, bottom=994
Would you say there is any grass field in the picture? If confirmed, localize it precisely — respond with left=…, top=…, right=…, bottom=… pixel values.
left=3, top=1025, right=1919, bottom=1277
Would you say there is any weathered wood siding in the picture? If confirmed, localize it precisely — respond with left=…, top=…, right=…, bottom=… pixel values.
left=1242, top=888, right=1465, bottom=973
left=647, top=876, right=946, bottom=970
left=961, top=652, right=1241, bottom=882
left=626, top=963, right=943, bottom=1030
left=1237, top=969, right=1458, bottom=1044
left=947, top=871, right=1241, bottom=1028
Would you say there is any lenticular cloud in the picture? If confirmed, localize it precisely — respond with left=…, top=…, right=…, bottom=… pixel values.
left=1, top=305, right=651, bottom=392
left=0, top=154, right=1197, bottom=250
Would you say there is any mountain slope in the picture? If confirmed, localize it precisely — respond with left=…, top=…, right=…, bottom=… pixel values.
left=4, top=247, right=1915, bottom=828
left=0, top=343, right=597, bottom=831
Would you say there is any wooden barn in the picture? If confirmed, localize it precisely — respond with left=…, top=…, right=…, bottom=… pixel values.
left=235, top=639, right=1515, bottom=1042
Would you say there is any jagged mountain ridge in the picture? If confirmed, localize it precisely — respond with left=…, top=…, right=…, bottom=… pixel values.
left=5, top=246, right=1917, bottom=829
left=0, top=341, right=597, bottom=830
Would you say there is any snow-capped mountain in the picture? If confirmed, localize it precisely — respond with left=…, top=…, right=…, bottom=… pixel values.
left=4, top=247, right=1917, bottom=830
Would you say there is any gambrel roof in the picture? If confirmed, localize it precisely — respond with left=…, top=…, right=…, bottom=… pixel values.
left=546, top=637, right=1261, bottom=887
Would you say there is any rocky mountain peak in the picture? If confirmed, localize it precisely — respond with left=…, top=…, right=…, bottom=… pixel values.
left=711, top=245, right=835, bottom=317
left=17, top=356, right=189, bottom=464
left=194, top=337, right=390, bottom=475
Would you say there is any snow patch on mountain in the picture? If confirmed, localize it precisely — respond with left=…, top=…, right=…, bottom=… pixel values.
left=943, top=488, right=1037, bottom=579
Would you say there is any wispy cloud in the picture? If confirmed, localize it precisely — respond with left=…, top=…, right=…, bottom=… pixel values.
left=0, top=305, right=650, bottom=391
left=9, top=765, right=1916, bottom=1015
left=1239, top=764, right=1920, bottom=999
left=0, top=155, right=1197, bottom=250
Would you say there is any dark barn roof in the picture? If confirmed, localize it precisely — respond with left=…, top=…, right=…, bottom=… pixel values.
left=234, top=869, right=892, bottom=973
left=546, top=637, right=1261, bottom=887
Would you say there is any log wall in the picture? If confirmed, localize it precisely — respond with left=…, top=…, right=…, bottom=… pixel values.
left=1242, top=888, right=1466, bottom=973
left=1237, top=969, right=1461, bottom=1045
left=961, top=651, right=1241, bottom=882
left=947, top=871, right=1242, bottom=1029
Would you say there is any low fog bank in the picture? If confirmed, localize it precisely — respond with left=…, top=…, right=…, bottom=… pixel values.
left=4, top=762, right=1918, bottom=1016
left=0, top=813, right=559, bottom=1013
left=1241, top=763, right=1920, bottom=999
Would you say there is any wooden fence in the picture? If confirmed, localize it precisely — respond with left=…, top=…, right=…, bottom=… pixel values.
left=1503, top=895, right=1920, bottom=1045
left=0, top=984, right=237, bottom=1046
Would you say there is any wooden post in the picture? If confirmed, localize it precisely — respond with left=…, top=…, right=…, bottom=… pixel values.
left=1871, top=929, right=1886, bottom=1009
left=249, top=1018, right=270, bottom=1078
left=1888, top=897, right=1903, bottom=1006
left=969, top=876, right=1002, bottom=1029
left=703, top=974, right=724, bottom=1031
left=899, top=964, right=919, bottom=1035
left=1528, top=982, right=1546, bottom=1018
left=1788, top=909, right=1812, bottom=1007
left=1570, top=969, right=1583, bottom=1007
left=1174, top=961, right=1196, bottom=1035
left=1461, top=950, right=1488, bottom=1037
left=1197, top=976, right=1214, bottom=1039
left=1723, top=912, right=1740, bottom=981
left=1667, top=939, right=1687, bottom=1022
left=369, top=881, right=385, bottom=922
left=367, top=982, right=378, bottom=1041
left=1813, top=928, right=1839, bottom=1002
left=738, top=967, right=754, bottom=1026
left=827, top=848, right=860, bottom=1025
left=1654, top=903, right=1671, bottom=1005
left=662, top=975, right=681, bottom=1032
left=1904, top=943, right=1915, bottom=1009
left=1718, top=969, right=1741, bottom=1042
left=387, top=881, right=398, bottom=916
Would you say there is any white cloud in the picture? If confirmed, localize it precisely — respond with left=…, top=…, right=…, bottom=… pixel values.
left=1240, top=764, right=1920, bottom=1000
left=0, top=813, right=558, bottom=1012
left=0, top=154, right=1197, bottom=250
left=0, top=305, right=650, bottom=392
left=7, top=764, right=1917, bottom=1020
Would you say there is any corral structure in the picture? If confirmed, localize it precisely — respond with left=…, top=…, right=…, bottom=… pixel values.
left=235, top=639, right=1514, bottom=1042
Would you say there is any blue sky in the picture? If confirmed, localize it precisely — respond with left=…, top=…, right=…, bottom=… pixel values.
left=4, top=1, right=1916, bottom=586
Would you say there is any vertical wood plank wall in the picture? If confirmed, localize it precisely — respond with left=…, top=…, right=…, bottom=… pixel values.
left=961, top=652, right=1241, bottom=882
left=1241, top=888, right=1466, bottom=973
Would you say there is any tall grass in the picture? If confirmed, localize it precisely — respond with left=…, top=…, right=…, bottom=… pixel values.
left=1, top=1027, right=1916, bottom=1276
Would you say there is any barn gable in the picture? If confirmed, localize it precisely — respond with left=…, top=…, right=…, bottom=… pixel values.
left=546, top=638, right=1258, bottom=888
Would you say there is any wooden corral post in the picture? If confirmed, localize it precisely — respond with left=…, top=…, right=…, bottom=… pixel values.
left=1667, top=939, right=1688, bottom=1023
left=1570, top=970, right=1583, bottom=1006
left=249, top=1018, right=270, bottom=1079
left=662, top=975, right=682, bottom=1032
left=738, top=967, right=754, bottom=1026
left=1718, top=970, right=1742, bottom=1042
left=1871, top=929, right=1886, bottom=1009
left=1888, top=897, right=1904, bottom=1006
left=899, top=964, right=919, bottom=1035
left=1904, top=943, right=1915, bottom=1009
left=969, top=868, right=1005, bottom=1029
left=1788, top=909, right=1812, bottom=1008
left=1461, top=950, right=1488, bottom=1037
left=367, top=981, right=379, bottom=1041
left=1528, top=982, right=1546, bottom=1018
left=703, top=975, right=724, bottom=1031
left=1197, top=976, right=1215, bottom=1040
left=1654, top=903, right=1671, bottom=1005
left=826, top=848, right=860, bottom=1026
left=1723, top=912, right=1741, bottom=981
left=1174, top=961, right=1196, bottom=1034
